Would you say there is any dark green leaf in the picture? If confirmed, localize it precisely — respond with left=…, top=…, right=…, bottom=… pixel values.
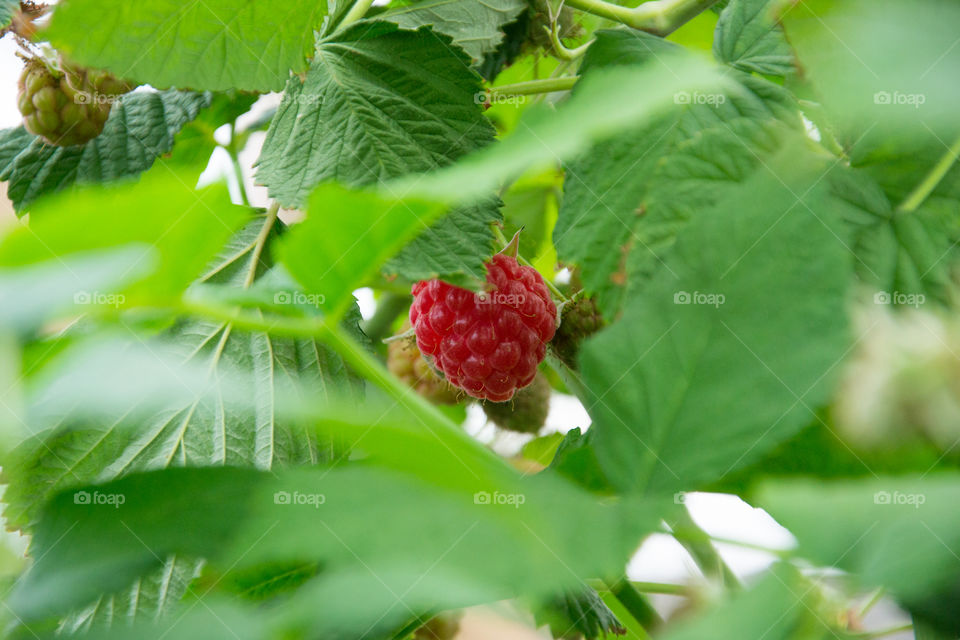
left=579, top=147, right=852, bottom=494
left=383, top=0, right=527, bottom=63
left=256, top=21, right=494, bottom=207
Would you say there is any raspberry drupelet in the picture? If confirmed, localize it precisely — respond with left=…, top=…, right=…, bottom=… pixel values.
left=410, top=253, right=557, bottom=402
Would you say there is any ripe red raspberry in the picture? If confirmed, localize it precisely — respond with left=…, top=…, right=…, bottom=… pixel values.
left=410, top=254, right=557, bottom=402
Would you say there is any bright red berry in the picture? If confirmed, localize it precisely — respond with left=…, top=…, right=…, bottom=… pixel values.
left=410, top=254, right=557, bottom=402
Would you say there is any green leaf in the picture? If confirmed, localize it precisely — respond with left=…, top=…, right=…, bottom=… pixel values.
left=0, top=247, right=154, bottom=334
left=384, top=197, right=503, bottom=286
left=758, top=474, right=960, bottom=612
left=579, top=147, right=852, bottom=495
left=61, top=557, right=202, bottom=633
left=43, top=0, right=327, bottom=91
left=713, top=0, right=794, bottom=76
left=0, top=171, right=247, bottom=303
left=780, top=0, right=960, bottom=143
left=3, top=214, right=362, bottom=626
left=532, top=588, right=626, bottom=640
left=555, top=31, right=800, bottom=316
left=11, top=464, right=661, bottom=624
left=401, top=53, right=725, bottom=203
left=0, top=91, right=212, bottom=212
left=830, top=167, right=960, bottom=306
left=659, top=565, right=828, bottom=640
left=279, top=184, right=444, bottom=321
left=382, top=0, right=527, bottom=63
left=0, top=0, right=16, bottom=29
left=255, top=21, right=495, bottom=208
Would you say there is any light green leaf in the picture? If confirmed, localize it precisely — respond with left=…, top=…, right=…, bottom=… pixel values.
left=713, top=0, right=794, bottom=76
left=0, top=247, right=154, bottom=334
left=11, top=464, right=660, bottom=624
left=781, top=0, right=960, bottom=142
left=0, top=91, right=212, bottom=212
left=383, top=0, right=526, bottom=63
left=279, top=184, right=444, bottom=321
left=759, top=474, right=960, bottom=607
left=255, top=21, right=495, bottom=208
left=43, top=0, right=327, bottom=91
left=579, top=148, right=852, bottom=494
left=0, top=171, right=247, bottom=303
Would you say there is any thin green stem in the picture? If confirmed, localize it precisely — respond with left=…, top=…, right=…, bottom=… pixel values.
left=667, top=527, right=793, bottom=559
left=544, top=23, right=593, bottom=61
left=226, top=123, right=250, bottom=207
left=588, top=578, right=690, bottom=596
left=340, top=0, right=376, bottom=27
left=362, top=292, right=411, bottom=345
left=489, top=76, right=579, bottom=98
left=897, top=133, right=960, bottom=214
left=608, top=577, right=664, bottom=632
left=667, top=507, right=741, bottom=589
left=563, top=0, right=717, bottom=34
left=244, top=203, right=280, bottom=288
left=857, top=587, right=886, bottom=618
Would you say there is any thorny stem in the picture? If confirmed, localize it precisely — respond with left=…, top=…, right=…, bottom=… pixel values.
left=896, top=133, right=960, bottom=214
left=562, top=0, right=718, bottom=34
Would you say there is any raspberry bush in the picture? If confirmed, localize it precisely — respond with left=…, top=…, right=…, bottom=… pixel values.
left=0, top=0, right=958, bottom=639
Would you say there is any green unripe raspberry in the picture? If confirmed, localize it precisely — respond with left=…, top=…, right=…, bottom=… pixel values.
left=387, top=327, right=461, bottom=406
left=17, top=57, right=126, bottom=147
left=482, top=371, right=551, bottom=434
left=551, top=297, right=604, bottom=369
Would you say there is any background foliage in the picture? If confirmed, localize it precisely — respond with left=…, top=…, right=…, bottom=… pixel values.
left=1, top=0, right=959, bottom=638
